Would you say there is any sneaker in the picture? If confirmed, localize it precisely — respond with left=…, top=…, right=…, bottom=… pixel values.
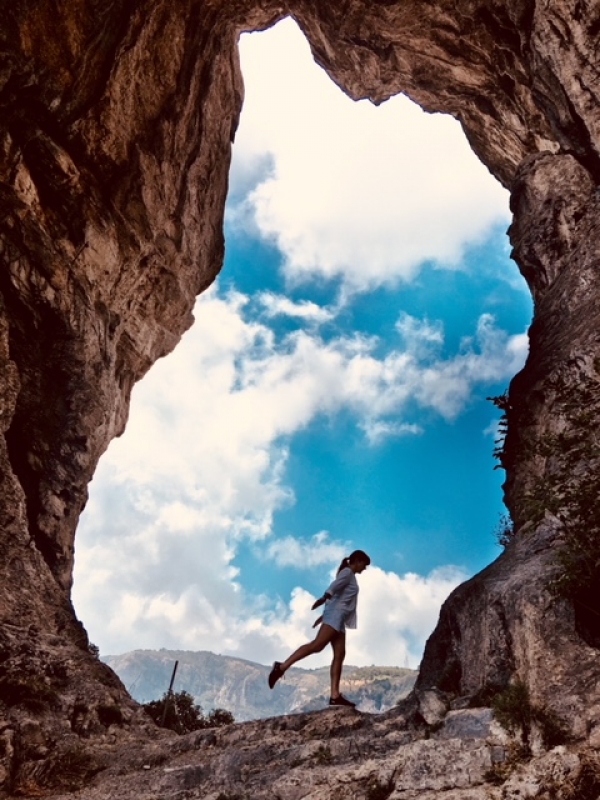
left=329, top=694, right=356, bottom=708
left=268, top=661, right=284, bottom=689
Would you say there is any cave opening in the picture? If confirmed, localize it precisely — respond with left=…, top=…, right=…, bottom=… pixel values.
left=72, top=18, right=533, bottom=691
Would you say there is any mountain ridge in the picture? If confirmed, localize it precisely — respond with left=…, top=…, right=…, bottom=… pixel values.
left=103, top=649, right=417, bottom=722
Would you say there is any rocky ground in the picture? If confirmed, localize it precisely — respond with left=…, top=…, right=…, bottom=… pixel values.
left=34, top=695, right=600, bottom=800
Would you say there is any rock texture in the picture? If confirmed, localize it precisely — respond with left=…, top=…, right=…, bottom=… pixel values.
left=29, top=704, right=600, bottom=800
left=1, top=0, right=600, bottom=795
left=26, top=705, right=522, bottom=800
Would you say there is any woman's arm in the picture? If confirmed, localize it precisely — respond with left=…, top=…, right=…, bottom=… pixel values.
left=311, top=592, right=332, bottom=610
left=310, top=567, right=352, bottom=611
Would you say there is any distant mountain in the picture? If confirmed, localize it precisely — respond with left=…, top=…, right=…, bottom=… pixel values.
left=103, top=649, right=417, bottom=722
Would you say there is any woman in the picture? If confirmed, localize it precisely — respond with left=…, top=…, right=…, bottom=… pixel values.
left=268, top=549, right=371, bottom=707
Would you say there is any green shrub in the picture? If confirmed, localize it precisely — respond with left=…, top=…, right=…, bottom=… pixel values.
left=566, top=753, right=600, bottom=800
left=143, top=690, right=234, bottom=735
left=483, top=741, right=530, bottom=785
left=495, top=513, right=515, bottom=549
left=366, top=776, right=395, bottom=800
left=96, top=703, right=123, bottom=727
left=314, top=744, right=332, bottom=765
left=492, top=682, right=531, bottom=737
left=487, top=392, right=510, bottom=470
left=206, top=708, right=235, bottom=727
left=492, top=681, right=568, bottom=750
left=490, top=378, right=600, bottom=647
left=535, top=706, right=570, bottom=749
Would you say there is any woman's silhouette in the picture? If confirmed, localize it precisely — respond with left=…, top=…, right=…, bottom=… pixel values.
left=268, top=549, right=371, bottom=707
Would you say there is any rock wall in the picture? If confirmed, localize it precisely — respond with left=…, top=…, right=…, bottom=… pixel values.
left=1, top=0, right=600, bottom=793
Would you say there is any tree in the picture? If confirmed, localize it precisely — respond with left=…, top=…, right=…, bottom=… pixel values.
left=143, top=690, right=234, bottom=734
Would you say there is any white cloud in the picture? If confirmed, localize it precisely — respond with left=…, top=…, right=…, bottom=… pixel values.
left=81, top=559, right=467, bottom=670
left=361, top=420, right=424, bottom=446
left=395, top=314, right=445, bottom=359
left=351, top=566, right=468, bottom=668
left=229, top=18, right=511, bottom=292
left=265, top=532, right=348, bottom=568
left=257, top=291, right=335, bottom=324
left=400, top=313, right=529, bottom=419
left=74, top=287, right=525, bottom=663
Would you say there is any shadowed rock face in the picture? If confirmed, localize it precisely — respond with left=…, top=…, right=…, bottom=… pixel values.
left=1, top=0, right=600, bottom=791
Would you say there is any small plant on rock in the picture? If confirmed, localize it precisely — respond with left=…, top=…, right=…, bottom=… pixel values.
left=96, top=703, right=123, bottom=727
left=366, top=776, right=395, bottom=800
left=143, top=690, right=234, bottom=735
left=314, top=744, right=332, bottom=765
left=215, top=794, right=245, bottom=800
left=483, top=741, right=530, bottom=786
left=495, top=513, right=516, bottom=549
left=492, top=681, right=568, bottom=751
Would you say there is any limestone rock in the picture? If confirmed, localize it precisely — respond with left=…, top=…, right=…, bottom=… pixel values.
left=415, top=689, right=449, bottom=727
left=1, top=0, right=600, bottom=796
left=40, top=705, right=506, bottom=800
left=37, top=704, right=599, bottom=799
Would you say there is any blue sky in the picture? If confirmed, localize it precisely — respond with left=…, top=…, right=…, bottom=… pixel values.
left=73, top=19, right=532, bottom=670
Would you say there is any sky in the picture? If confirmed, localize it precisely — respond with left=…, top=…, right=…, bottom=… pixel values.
left=72, top=18, right=532, bottom=673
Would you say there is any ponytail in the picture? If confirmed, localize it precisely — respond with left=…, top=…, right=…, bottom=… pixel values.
left=336, top=556, right=350, bottom=575
left=337, top=549, right=371, bottom=574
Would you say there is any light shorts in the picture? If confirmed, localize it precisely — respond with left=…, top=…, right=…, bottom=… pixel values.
left=322, top=605, right=346, bottom=634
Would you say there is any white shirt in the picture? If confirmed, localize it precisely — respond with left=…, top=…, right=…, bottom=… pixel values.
left=325, top=567, right=359, bottom=629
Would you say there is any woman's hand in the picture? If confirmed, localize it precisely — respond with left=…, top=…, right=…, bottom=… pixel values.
left=311, top=592, right=331, bottom=610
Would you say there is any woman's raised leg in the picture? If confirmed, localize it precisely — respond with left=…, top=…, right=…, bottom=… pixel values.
left=281, top=624, right=337, bottom=671
left=269, top=624, right=338, bottom=688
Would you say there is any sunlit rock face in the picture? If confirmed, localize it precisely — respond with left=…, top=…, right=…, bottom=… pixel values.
left=1, top=0, right=600, bottom=793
